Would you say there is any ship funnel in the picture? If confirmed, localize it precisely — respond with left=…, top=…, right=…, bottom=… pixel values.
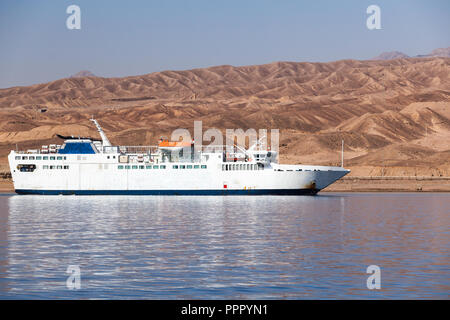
left=90, top=119, right=111, bottom=147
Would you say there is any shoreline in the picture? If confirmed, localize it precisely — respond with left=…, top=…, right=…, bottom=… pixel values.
left=322, top=176, right=450, bottom=192
left=1, top=177, right=450, bottom=193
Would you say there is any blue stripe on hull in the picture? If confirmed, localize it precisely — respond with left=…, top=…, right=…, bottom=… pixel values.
left=15, top=189, right=319, bottom=196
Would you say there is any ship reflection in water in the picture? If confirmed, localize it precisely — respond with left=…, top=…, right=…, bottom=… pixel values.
left=0, top=193, right=448, bottom=299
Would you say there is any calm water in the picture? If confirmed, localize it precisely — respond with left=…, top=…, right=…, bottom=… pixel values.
left=0, top=193, right=448, bottom=299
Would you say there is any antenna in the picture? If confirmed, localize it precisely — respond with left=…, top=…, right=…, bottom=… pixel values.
left=90, top=118, right=111, bottom=147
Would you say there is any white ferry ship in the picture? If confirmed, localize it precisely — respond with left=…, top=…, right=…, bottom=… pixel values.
left=8, top=120, right=349, bottom=195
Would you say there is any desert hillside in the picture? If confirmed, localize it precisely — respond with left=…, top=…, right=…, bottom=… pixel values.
left=0, top=57, right=449, bottom=177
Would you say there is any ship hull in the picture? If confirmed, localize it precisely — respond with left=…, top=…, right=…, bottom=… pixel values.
left=15, top=188, right=319, bottom=195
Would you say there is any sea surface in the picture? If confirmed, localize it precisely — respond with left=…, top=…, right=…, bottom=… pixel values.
left=0, top=193, right=448, bottom=299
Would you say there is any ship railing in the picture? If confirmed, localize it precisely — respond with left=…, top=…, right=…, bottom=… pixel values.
left=13, top=150, right=58, bottom=154
left=116, top=145, right=159, bottom=154
left=101, top=146, right=120, bottom=154
left=199, top=145, right=238, bottom=153
left=198, top=144, right=267, bottom=153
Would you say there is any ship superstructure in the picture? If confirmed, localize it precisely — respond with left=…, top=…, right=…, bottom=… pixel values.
left=8, top=120, right=349, bottom=195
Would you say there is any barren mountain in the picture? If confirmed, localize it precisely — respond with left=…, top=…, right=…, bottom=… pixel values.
left=373, top=51, right=409, bottom=60
left=0, top=57, right=449, bottom=177
left=374, top=47, right=450, bottom=60
left=70, top=70, right=97, bottom=78
left=427, top=47, right=450, bottom=58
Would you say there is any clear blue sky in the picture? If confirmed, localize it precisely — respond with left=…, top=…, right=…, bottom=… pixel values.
left=0, top=0, right=448, bottom=88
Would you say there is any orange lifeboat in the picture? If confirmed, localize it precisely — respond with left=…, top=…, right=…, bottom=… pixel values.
left=158, top=139, right=192, bottom=152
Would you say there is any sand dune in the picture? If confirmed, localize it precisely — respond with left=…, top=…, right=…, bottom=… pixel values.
left=0, top=57, right=449, bottom=176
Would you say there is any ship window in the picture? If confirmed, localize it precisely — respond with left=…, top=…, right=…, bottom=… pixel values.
left=153, top=165, right=159, bottom=169
left=64, top=165, right=69, bottom=169
left=29, top=156, right=35, bottom=160
left=57, top=156, right=62, bottom=160
left=50, top=156, right=55, bottom=160
left=43, top=165, right=48, bottom=169
left=57, top=165, right=62, bottom=169
left=17, top=164, right=36, bottom=172
left=107, top=156, right=110, bottom=159
left=187, top=165, right=192, bottom=169
left=180, top=165, right=186, bottom=169
left=201, top=165, right=207, bottom=169
left=15, top=156, right=20, bottom=160
left=125, top=165, right=130, bottom=169
left=146, top=165, right=152, bottom=169
left=22, top=156, right=28, bottom=160
left=172, top=165, right=178, bottom=169
left=194, top=165, right=200, bottom=169
left=50, top=165, right=55, bottom=169
left=132, top=165, right=138, bottom=169
left=43, top=156, right=48, bottom=160
left=118, top=165, right=124, bottom=169
left=36, top=156, right=42, bottom=160
left=160, top=165, right=166, bottom=169
left=139, top=165, right=144, bottom=169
